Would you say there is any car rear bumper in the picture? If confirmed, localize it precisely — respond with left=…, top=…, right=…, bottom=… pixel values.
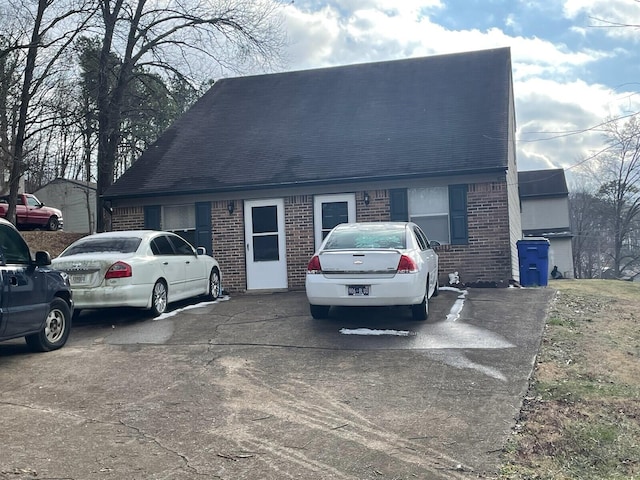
left=71, top=284, right=151, bottom=309
left=305, top=274, right=425, bottom=306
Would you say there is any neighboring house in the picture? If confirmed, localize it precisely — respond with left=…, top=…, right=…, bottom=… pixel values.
left=518, top=168, right=574, bottom=278
left=104, top=47, right=522, bottom=293
left=34, top=178, right=96, bottom=233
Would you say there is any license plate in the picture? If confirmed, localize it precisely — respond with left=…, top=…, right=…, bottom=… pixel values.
left=348, top=285, right=370, bottom=296
left=70, top=274, right=86, bottom=284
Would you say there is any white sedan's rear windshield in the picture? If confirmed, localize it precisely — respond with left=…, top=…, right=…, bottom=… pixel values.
left=61, top=237, right=142, bottom=256
left=324, top=228, right=406, bottom=250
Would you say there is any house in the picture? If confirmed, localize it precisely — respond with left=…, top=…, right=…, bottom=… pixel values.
left=103, top=47, right=522, bottom=293
left=34, top=178, right=97, bottom=233
left=518, top=168, right=574, bottom=278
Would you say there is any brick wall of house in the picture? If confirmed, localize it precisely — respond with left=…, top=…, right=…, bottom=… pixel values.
left=436, top=181, right=513, bottom=284
left=111, top=183, right=513, bottom=293
left=285, top=195, right=314, bottom=289
left=356, top=190, right=390, bottom=222
left=112, top=207, right=144, bottom=230
left=212, top=200, right=245, bottom=293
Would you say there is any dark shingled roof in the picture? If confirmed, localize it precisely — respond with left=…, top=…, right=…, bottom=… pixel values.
left=105, top=48, right=513, bottom=199
left=518, top=169, right=568, bottom=198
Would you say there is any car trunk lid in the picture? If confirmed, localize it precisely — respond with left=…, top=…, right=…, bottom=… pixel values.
left=318, top=249, right=401, bottom=278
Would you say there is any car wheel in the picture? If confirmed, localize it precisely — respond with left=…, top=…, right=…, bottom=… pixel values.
left=411, top=285, right=429, bottom=320
left=25, top=298, right=71, bottom=352
left=310, top=304, right=330, bottom=319
left=47, top=216, right=59, bottom=231
left=206, top=269, right=221, bottom=300
left=149, top=280, right=168, bottom=317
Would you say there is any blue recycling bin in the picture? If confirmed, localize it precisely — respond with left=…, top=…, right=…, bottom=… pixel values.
left=517, top=238, right=550, bottom=287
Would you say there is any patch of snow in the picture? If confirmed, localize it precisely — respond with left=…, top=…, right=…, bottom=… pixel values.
left=340, top=328, right=413, bottom=336
left=154, top=295, right=230, bottom=321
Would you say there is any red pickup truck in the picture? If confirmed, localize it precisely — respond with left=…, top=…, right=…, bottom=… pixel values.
left=0, top=193, right=63, bottom=231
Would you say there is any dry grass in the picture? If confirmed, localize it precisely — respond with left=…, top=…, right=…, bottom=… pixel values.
left=499, top=279, right=640, bottom=479
left=22, top=231, right=86, bottom=258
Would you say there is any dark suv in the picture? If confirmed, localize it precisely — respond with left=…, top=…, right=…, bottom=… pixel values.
left=0, top=218, right=73, bottom=351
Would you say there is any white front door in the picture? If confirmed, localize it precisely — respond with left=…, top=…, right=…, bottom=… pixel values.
left=313, top=194, right=356, bottom=249
left=244, top=199, right=288, bottom=290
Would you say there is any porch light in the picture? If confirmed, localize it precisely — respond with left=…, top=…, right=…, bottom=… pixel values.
left=363, top=191, right=370, bottom=206
left=227, top=200, right=234, bottom=215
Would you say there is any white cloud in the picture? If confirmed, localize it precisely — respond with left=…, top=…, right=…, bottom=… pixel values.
left=563, top=0, right=640, bottom=41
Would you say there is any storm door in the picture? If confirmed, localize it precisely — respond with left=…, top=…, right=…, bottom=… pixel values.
left=244, top=199, right=288, bottom=290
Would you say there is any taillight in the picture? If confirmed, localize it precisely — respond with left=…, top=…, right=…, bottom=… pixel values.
left=105, top=261, right=132, bottom=279
left=397, top=255, right=418, bottom=273
left=307, top=255, right=322, bottom=274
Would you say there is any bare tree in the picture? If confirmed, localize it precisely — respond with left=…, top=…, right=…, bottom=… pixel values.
left=583, top=116, right=640, bottom=277
left=0, top=0, right=95, bottom=224
left=93, top=0, right=286, bottom=231
left=569, top=185, right=608, bottom=278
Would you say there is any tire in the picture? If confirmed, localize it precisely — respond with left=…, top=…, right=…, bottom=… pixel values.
left=310, top=304, right=330, bottom=319
left=206, top=269, right=221, bottom=300
left=149, top=280, right=168, bottom=317
left=25, top=298, right=71, bottom=352
left=412, top=280, right=429, bottom=321
left=47, top=216, right=59, bottom=231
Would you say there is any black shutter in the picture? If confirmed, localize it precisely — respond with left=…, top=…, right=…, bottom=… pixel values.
left=389, top=189, right=408, bottom=221
left=449, top=184, right=468, bottom=245
left=144, top=205, right=161, bottom=230
left=195, top=201, right=213, bottom=255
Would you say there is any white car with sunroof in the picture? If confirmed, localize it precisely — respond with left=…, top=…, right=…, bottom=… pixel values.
left=52, top=230, right=221, bottom=317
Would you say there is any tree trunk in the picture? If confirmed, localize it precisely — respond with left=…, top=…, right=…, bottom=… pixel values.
left=8, top=0, right=47, bottom=224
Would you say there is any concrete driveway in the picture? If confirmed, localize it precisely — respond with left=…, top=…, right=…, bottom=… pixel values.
left=0, top=287, right=554, bottom=479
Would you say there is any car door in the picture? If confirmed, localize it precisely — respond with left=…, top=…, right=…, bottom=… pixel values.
left=413, top=225, right=438, bottom=294
left=168, top=234, right=207, bottom=296
left=150, top=234, right=186, bottom=300
left=0, top=223, right=47, bottom=337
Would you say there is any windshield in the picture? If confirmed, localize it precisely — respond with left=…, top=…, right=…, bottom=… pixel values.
left=61, top=237, right=142, bottom=256
left=324, top=226, right=406, bottom=250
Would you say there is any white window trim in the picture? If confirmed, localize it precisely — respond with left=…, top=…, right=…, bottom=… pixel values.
left=313, top=193, right=356, bottom=249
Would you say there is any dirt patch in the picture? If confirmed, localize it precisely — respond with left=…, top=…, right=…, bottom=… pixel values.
left=500, top=279, right=640, bottom=479
left=22, top=231, right=86, bottom=258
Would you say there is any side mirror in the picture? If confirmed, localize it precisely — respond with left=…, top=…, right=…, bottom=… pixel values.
left=429, top=240, right=441, bottom=248
left=196, top=246, right=207, bottom=256
left=34, top=251, right=52, bottom=266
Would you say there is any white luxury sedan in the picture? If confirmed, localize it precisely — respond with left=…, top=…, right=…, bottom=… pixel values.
left=305, top=222, right=439, bottom=320
left=52, top=230, right=221, bottom=317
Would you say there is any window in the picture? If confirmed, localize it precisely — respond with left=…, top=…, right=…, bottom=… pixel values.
left=409, top=187, right=450, bottom=244
left=251, top=205, right=280, bottom=262
left=408, top=185, right=468, bottom=245
left=162, top=204, right=196, bottom=246
left=313, top=194, right=356, bottom=248
left=413, top=226, right=429, bottom=250
left=0, top=226, right=30, bottom=264
left=168, top=234, right=196, bottom=255
left=61, top=237, right=141, bottom=256
left=26, top=196, right=41, bottom=207
left=150, top=235, right=174, bottom=255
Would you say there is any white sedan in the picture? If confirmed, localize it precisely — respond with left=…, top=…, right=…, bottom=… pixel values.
left=305, top=222, right=439, bottom=320
left=52, top=230, right=221, bottom=317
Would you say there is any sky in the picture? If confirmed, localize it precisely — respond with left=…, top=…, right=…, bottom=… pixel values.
left=271, top=0, right=640, bottom=182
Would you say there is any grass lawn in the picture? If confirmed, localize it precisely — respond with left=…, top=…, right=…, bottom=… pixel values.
left=499, top=280, right=640, bottom=479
